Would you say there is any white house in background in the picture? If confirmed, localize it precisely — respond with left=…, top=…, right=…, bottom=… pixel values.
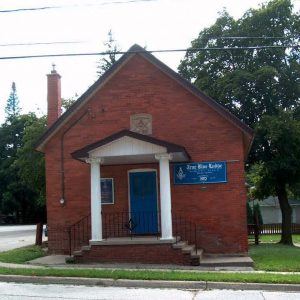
left=253, top=197, right=300, bottom=224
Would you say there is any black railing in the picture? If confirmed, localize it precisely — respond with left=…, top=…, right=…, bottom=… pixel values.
left=67, top=211, right=201, bottom=256
left=172, top=214, right=201, bottom=254
left=68, top=214, right=91, bottom=255
left=103, top=211, right=160, bottom=239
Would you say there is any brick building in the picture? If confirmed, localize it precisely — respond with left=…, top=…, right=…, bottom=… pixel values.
left=36, top=44, right=254, bottom=265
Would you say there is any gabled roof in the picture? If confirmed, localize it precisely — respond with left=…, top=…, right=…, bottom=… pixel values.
left=35, top=44, right=254, bottom=152
left=71, top=129, right=190, bottom=164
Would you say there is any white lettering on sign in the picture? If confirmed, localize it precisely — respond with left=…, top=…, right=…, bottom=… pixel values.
left=187, top=165, right=197, bottom=171
left=208, top=163, right=223, bottom=169
left=197, top=164, right=207, bottom=170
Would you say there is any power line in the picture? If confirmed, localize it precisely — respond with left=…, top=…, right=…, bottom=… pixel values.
left=0, top=36, right=298, bottom=48
left=0, top=6, right=58, bottom=13
left=0, top=41, right=85, bottom=47
left=205, top=36, right=300, bottom=40
left=0, top=0, right=157, bottom=13
left=0, top=45, right=298, bottom=60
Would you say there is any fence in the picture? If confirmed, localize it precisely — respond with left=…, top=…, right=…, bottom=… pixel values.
left=259, top=223, right=300, bottom=234
left=248, top=223, right=300, bottom=245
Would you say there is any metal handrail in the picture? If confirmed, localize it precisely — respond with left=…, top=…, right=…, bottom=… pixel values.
left=67, top=214, right=91, bottom=256
left=67, top=211, right=201, bottom=256
left=102, top=211, right=160, bottom=239
left=172, top=214, right=201, bottom=254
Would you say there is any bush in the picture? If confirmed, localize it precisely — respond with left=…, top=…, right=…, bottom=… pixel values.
left=247, top=202, right=254, bottom=224
left=253, top=203, right=263, bottom=225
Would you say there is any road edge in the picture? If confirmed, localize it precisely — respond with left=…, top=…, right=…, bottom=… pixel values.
left=0, top=275, right=300, bottom=292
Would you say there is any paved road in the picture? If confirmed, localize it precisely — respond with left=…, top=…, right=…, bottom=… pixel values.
left=0, top=282, right=299, bottom=300
left=0, top=225, right=38, bottom=252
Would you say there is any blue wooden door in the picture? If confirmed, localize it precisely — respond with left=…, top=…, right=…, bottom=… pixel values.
left=129, top=171, right=158, bottom=234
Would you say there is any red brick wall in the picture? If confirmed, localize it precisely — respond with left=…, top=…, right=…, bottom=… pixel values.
left=44, top=54, right=248, bottom=255
left=47, top=72, right=61, bottom=127
left=75, top=243, right=191, bottom=265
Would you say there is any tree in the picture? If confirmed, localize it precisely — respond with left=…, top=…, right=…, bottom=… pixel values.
left=0, top=114, right=38, bottom=222
left=253, top=203, right=263, bottom=225
left=178, top=0, right=300, bottom=244
left=0, top=108, right=47, bottom=223
left=5, top=82, right=20, bottom=118
left=62, top=96, right=77, bottom=113
left=248, top=111, right=300, bottom=244
left=97, top=30, right=121, bottom=76
left=16, top=115, right=47, bottom=205
left=179, top=0, right=300, bottom=128
left=247, top=202, right=254, bottom=224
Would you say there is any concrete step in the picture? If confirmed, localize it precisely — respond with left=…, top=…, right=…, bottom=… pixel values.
left=200, top=255, right=254, bottom=268
left=73, top=250, right=82, bottom=256
left=81, top=245, right=91, bottom=251
left=190, top=249, right=203, bottom=266
left=191, top=249, right=203, bottom=259
left=65, top=256, right=75, bottom=264
left=182, top=245, right=195, bottom=254
left=172, top=241, right=187, bottom=249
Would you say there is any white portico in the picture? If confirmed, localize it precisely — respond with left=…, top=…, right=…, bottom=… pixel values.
left=72, top=130, right=190, bottom=242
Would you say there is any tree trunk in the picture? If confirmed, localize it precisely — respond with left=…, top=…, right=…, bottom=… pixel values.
left=275, top=182, right=293, bottom=245
left=35, top=222, right=43, bottom=246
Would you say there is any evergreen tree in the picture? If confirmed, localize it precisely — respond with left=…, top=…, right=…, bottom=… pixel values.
left=247, top=202, right=254, bottom=224
left=97, top=30, right=121, bottom=76
left=5, top=82, right=20, bottom=118
left=253, top=203, right=263, bottom=225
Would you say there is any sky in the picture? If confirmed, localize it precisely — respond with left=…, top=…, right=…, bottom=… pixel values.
left=0, top=0, right=298, bottom=124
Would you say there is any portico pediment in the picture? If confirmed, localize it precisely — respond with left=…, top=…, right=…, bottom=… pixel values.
left=71, top=129, right=190, bottom=165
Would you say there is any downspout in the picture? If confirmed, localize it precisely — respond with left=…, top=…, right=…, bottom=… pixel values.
left=60, top=110, right=90, bottom=205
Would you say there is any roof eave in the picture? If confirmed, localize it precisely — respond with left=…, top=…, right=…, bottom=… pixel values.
left=34, top=51, right=136, bottom=152
left=35, top=44, right=254, bottom=154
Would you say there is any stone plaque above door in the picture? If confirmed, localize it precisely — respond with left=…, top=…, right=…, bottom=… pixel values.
left=130, top=113, right=152, bottom=135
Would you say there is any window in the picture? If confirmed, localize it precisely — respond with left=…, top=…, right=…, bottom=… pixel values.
left=100, top=178, right=114, bottom=204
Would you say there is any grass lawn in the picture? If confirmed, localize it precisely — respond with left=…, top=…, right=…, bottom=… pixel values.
left=249, top=242, right=300, bottom=272
left=0, top=241, right=299, bottom=284
left=0, top=245, right=47, bottom=263
left=1, top=267, right=300, bottom=284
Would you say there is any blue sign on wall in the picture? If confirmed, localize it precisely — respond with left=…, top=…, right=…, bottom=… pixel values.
left=174, top=161, right=227, bottom=185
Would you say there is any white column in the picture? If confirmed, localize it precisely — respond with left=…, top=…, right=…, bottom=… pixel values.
left=86, top=157, right=103, bottom=241
left=155, top=153, right=173, bottom=240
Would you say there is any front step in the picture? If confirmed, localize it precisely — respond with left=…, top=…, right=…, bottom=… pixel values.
left=172, top=240, right=203, bottom=266
left=200, top=255, right=254, bottom=269
left=70, top=237, right=200, bottom=265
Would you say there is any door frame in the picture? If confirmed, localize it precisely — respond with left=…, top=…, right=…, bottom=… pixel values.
left=127, top=169, right=159, bottom=233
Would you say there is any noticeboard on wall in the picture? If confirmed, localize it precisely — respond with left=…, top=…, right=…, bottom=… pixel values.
left=173, top=161, right=227, bottom=185
left=101, top=178, right=114, bottom=204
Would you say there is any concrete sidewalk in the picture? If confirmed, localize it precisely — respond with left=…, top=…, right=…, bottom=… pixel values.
left=26, top=254, right=255, bottom=272
left=2, top=254, right=300, bottom=275
left=0, top=255, right=300, bottom=293
left=0, top=274, right=300, bottom=293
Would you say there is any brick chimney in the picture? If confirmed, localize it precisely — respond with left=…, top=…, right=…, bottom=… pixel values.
left=47, top=64, right=62, bottom=127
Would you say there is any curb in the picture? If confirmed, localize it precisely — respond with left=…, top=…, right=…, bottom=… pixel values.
left=0, top=275, right=207, bottom=289
left=207, top=281, right=300, bottom=292
left=1, top=275, right=300, bottom=292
